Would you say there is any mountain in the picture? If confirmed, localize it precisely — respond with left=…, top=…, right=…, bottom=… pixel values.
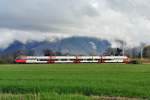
left=1, top=37, right=111, bottom=56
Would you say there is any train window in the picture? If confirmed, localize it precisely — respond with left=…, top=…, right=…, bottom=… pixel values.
left=94, top=59, right=99, bottom=60
left=79, top=59, right=84, bottom=61
left=54, top=59, right=58, bottom=61
left=70, top=59, right=76, bottom=61
left=60, top=59, right=68, bottom=61
left=87, top=59, right=93, bottom=61
left=104, top=59, right=112, bottom=60
left=38, top=59, right=48, bottom=61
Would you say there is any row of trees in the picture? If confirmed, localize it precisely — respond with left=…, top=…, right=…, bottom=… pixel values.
left=0, top=46, right=150, bottom=64
left=103, top=46, right=150, bottom=59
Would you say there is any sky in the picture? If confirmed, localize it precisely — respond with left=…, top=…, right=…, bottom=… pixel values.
left=0, top=0, right=150, bottom=49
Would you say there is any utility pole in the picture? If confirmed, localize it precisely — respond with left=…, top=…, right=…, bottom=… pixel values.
left=140, top=47, right=143, bottom=60
left=140, top=43, right=145, bottom=60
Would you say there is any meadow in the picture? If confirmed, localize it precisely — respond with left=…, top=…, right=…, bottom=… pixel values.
left=0, top=64, right=149, bottom=100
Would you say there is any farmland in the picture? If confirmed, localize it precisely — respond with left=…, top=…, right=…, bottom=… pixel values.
left=0, top=64, right=150, bottom=100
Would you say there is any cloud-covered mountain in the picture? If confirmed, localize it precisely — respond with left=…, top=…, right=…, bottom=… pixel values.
left=1, top=37, right=110, bottom=56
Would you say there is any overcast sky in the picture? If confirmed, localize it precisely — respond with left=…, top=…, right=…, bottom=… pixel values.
left=0, top=0, right=150, bottom=48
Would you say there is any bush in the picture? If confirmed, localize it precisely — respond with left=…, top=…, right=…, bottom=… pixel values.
left=0, top=57, right=10, bottom=64
left=129, top=60, right=142, bottom=64
left=0, top=60, right=7, bottom=64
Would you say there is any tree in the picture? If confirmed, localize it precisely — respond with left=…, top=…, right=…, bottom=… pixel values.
left=114, top=39, right=126, bottom=56
left=104, top=48, right=122, bottom=56
left=43, top=49, right=54, bottom=56
left=143, top=46, right=150, bottom=58
left=116, top=48, right=122, bottom=56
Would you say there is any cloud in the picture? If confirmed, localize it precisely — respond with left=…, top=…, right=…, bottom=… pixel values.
left=89, top=41, right=97, bottom=50
left=0, top=0, right=150, bottom=48
left=0, top=29, right=70, bottom=49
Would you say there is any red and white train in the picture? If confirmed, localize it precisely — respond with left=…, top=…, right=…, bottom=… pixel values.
left=15, top=56, right=129, bottom=64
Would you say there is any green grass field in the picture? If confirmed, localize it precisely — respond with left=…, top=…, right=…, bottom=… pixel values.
left=0, top=64, right=149, bottom=100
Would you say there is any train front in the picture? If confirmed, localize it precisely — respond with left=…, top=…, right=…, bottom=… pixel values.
left=15, top=56, right=27, bottom=64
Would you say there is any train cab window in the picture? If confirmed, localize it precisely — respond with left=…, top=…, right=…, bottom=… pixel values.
left=16, top=57, right=26, bottom=60
left=28, top=58, right=37, bottom=60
